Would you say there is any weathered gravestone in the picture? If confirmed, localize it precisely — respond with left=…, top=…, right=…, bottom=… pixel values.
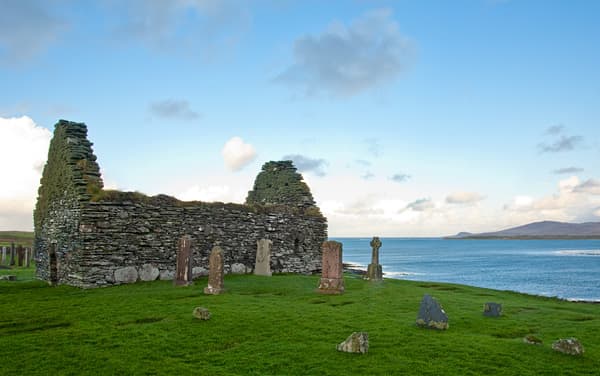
left=337, top=332, right=369, bottom=354
left=365, top=236, right=383, bottom=281
left=483, top=302, right=502, bottom=317
left=416, top=294, right=449, bottom=330
left=25, top=248, right=30, bottom=268
left=174, top=235, right=193, bottom=286
left=204, top=246, right=225, bottom=295
left=1, top=247, right=6, bottom=265
left=552, top=338, right=584, bottom=356
left=317, top=241, right=344, bottom=294
left=254, top=238, right=273, bottom=276
left=9, top=243, right=15, bottom=266
left=17, top=245, right=24, bottom=267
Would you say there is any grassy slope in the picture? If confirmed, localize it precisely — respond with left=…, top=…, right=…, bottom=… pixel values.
left=0, top=231, right=34, bottom=247
left=1, top=267, right=598, bottom=375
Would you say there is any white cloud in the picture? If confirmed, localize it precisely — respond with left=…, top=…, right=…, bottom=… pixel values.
left=0, top=116, right=52, bottom=230
left=221, top=136, right=256, bottom=171
left=177, top=184, right=245, bottom=203
left=573, top=179, right=600, bottom=195
left=445, top=191, right=485, bottom=204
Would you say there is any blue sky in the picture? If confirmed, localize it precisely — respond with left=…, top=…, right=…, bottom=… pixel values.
left=1, top=0, right=599, bottom=236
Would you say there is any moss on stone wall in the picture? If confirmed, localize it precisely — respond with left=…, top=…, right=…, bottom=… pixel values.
left=34, top=120, right=103, bottom=236
left=246, top=161, right=317, bottom=209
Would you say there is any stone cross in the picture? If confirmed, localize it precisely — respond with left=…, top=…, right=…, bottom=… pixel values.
left=1, top=246, right=5, bottom=265
left=9, top=243, right=15, bottom=266
left=204, top=246, right=225, bottom=295
left=365, top=236, right=383, bottom=281
left=174, top=235, right=193, bottom=286
left=317, top=240, right=344, bottom=294
left=254, top=238, right=273, bottom=276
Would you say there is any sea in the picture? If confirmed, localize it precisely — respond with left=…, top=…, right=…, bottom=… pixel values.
left=333, top=238, right=600, bottom=302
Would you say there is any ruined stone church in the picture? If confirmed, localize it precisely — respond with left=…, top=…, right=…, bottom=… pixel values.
left=34, top=120, right=327, bottom=288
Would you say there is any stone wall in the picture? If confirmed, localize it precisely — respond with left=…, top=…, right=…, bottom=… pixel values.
left=35, top=120, right=328, bottom=288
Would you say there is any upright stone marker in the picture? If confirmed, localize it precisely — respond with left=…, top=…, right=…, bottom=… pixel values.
left=255, top=238, right=273, bottom=276
left=365, top=236, right=383, bottom=281
left=1, top=247, right=6, bottom=265
left=25, top=248, right=30, bottom=268
left=9, top=243, right=15, bottom=266
left=174, top=235, right=193, bottom=286
left=317, top=241, right=344, bottom=294
left=416, top=294, right=449, bottom=330
left=204, top=246, right=225, bottom=295
left=17, top=245, right=24, bottom=267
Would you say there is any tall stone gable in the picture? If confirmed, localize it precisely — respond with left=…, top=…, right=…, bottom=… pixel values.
left=34, top=120, right=327, bottom=288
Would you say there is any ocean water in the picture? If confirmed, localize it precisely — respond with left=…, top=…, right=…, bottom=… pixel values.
left=333, top=238, right=600, bottom=301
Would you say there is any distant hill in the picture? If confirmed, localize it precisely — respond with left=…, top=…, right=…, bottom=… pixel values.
left=447, top=221, right=600, bottom=239
left=0, top=231, right=34, bottom=247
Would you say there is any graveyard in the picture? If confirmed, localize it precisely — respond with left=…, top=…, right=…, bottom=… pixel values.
left=1, top=263, right=599, bottom=374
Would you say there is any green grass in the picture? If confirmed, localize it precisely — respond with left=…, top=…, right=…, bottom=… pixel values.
left=0, top=230, right=34, bottom=247
left=1, top=267, right=599, bottom=375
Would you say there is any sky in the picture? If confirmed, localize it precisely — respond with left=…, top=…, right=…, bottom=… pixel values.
left=1, top=0, right=599, bottom=236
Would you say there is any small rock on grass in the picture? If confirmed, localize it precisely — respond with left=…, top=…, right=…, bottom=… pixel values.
left=337, top=332, right=369, bottom=354
left=523, top=335, right=542, bottom=345
left=552, top=338, right=584, bottom=356
left=193, top=307, right=211, bottom=320
left=0, top=275, right=16, bottom=281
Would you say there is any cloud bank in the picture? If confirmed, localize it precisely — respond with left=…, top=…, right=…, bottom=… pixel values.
left=149, top=99, right=200, bottom=120
left=282, top=154, right=327, bottom=176
left=274, top=8, right=413, bottom=96
left=0, top=116, right=52, bottom=230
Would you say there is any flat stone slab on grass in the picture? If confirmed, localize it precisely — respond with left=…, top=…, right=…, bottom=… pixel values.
left=416, top=294, right=449, bottom=330
left=0, top=275, right=16, bottom=281
left=337, top=332, right=369, bottom=354
left=193, top=307, right=211, bottom=320
left=552, top=338, right=584, bottom=356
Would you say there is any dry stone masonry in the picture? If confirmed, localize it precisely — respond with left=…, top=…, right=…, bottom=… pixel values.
left=34, top=120, right=327, bottom=288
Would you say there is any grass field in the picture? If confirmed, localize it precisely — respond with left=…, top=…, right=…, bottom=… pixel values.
left=0, top=231, right=34, bottom=247
left=1, top=266, right=598, bottom=375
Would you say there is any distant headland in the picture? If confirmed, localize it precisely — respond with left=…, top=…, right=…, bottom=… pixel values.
left=446, top=221, right=600, bottom=240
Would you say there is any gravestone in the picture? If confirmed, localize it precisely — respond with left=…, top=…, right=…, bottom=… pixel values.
left=483, top=302, right=502, bottom=317
left=416, top=294, right=449, bottom=330
left=365, top=236, right=383, bottom=281
left=317, top=241, right=344, bottom=294
left=9, top=243, right=15, bottom=266
left=254, top=238, right=273, bottom=276
left=337, top=332, right=369, bottom=354
left=1, top=247, right=5, bottom=265
left=204, top=246, right=225, bottom=295
left=174, top=235, right=193, bottom=286
left=17, top=245, right=24, bottom=267
left=25, top=248, right=30, bottom=268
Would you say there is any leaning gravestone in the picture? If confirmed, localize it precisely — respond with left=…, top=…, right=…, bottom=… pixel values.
left=317, top=241, right=344, bottom=294
left=204, top=246, right=225, bottom=295
left=365, top=236, right=383, bottom=281
left=174, top=235, right=193, bottom=286
left=254, top=238, right=273, bottom=276
left=483, top=302, right=502, bottom=317
left=337, top=332, right=369, bottom=354
left=416, top=294, right=449, bottom=330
